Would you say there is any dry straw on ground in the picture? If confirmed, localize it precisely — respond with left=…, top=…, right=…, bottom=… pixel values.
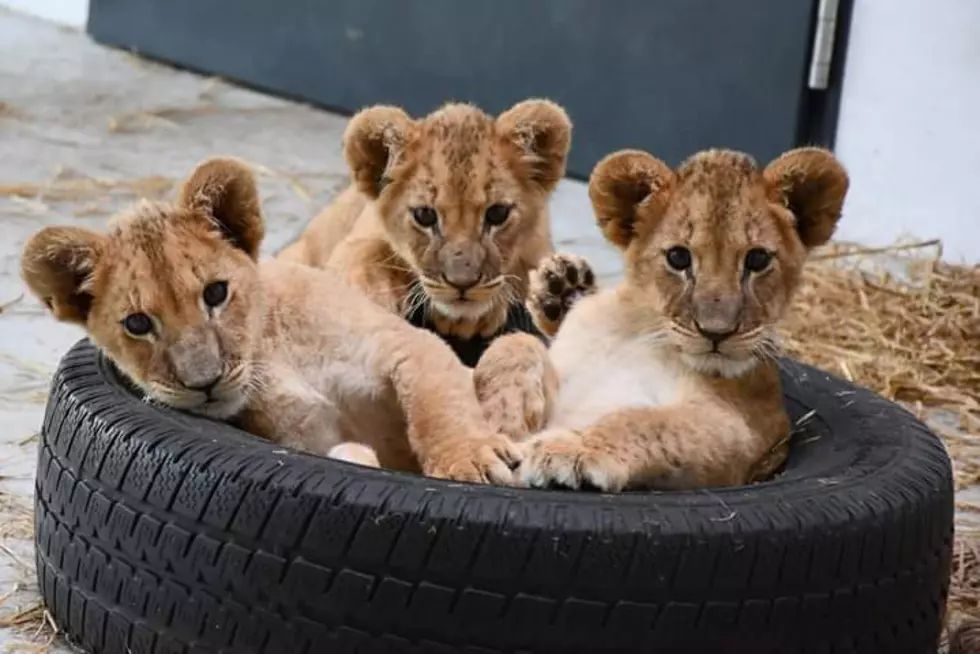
left=951, top=531, right=980, bottom=619
left=782, top=239, right=980, bottom=488
left=0, top=169, right=175, bottom=204
left=0, top=491, right=31, bottom=542
left=947, top=531, right=980, bottom=653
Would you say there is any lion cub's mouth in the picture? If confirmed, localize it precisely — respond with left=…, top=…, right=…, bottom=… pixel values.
left=147, top=376, right=251, bottom=421
left=670, top=325, right=777, bottom=379
left=419, top=276, right=508, bottom=323
left=187, top=390, right=249, bottom=420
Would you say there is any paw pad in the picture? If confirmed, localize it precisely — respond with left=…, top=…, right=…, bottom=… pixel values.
left=531, top=253, right=597, bottom=324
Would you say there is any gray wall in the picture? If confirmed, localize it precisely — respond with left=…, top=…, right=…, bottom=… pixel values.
left=89, top=0, right=823, bottom=177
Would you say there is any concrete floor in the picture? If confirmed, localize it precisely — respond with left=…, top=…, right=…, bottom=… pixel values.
left=0, top=7, right=620, bottom=651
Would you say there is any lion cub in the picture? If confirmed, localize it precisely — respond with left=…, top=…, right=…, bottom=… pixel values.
left=504, top=146, right=849, bottom=491
left=278, top=99, right=584, bottom=362
left=21, top=158, right=522, bottom=484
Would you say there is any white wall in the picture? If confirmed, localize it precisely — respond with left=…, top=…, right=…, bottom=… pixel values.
left=1, top=0, right=86, bottom=26
left=833, top=0, right=980, bottom=263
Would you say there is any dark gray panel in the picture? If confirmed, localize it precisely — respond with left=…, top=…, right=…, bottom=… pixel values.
left=88, top=0, right=819, bottom=178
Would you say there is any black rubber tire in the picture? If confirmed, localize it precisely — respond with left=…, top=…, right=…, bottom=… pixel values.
left=34, top=338, right=953, bottom=654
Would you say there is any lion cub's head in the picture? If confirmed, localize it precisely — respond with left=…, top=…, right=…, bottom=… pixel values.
left=344, top=99, right=572, bottom=321
left=590, top=146, right=848, bottom=377
left=22, top=158, right=266, bottom=418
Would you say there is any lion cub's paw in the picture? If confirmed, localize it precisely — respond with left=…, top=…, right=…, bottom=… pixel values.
left=527, top=253, right=597, bottom=335
left=517, top=430, right=630, bottom=492
left=424, top=434, right=523, bottom=486
left=328, top=442, right=381, bottom=468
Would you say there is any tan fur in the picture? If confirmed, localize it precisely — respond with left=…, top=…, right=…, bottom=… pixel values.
left=279, top=99, right=575, bottom=341
left=21, top=157, right=522, bottom=485
left=506, top=146, right=849, bottom=491
left=472, top=333, right=559, bottom=442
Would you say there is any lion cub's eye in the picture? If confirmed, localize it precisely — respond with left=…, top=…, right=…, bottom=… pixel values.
left=744, top=248, right=773, bottom=272
left=484, top=203, right=513, bottom=227
left=122, top=312, right=153, bottom=337
left=202, top=281, right=229, bottom=308
left=411, top=206, right=438, bottom=228
left=665, top=246, right=693, bottom=271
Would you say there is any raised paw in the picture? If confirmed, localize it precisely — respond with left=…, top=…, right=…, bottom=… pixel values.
left=527, top=252, right=597, bottom=336
left=423, top=434, right=523, bottom=486
left=517, top=430, right=630, bottom=492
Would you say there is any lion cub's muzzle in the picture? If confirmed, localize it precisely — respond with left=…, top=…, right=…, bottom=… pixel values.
left=438, top=242, right=487, bottom=293
left=695, top=323, right=738, bottom=352
left=422, top=244, right=506, bottom=318
left=167, top=331, right=224, bottom=395
left=692, top=293, right=743, bottom=352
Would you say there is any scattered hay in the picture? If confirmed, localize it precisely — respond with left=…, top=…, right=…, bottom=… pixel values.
left=0, top=102, right=25, bottom=120
left=0, top=528, right=50, bottom=649
left=107, top=103, right=293, bottom=133
left=0, top=295, right=23, bottom=315
left=0, top=602, right=42, bottom=629
left=0, top=600, right=58, bottom=653
left=948, top=531, right=980, bottom=654
left=781, top=239, right=980, bottom=489
left=71, top=204, right=108, bottom=218
left=108, top=105, right=218, bottom=133
left=0, top=168, right=174, bottom=205
left=0, top=481, right=33, bottom=542
left=0, top=493, right=32, bottom=541
left=951, top=531, right=980, bottom=621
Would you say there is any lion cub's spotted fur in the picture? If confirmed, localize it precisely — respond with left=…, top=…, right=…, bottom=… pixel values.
left=499, top=146, right=849, bottom=491
left=21, top=158, right=523, bottom=484
left=278, top=99, right=574, bottom=342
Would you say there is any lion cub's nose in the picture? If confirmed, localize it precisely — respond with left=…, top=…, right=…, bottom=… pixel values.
left=443, top=272, right=479, bottom=292
left=440, top=244, right=484, bottom=292
left=695, top=323, right=737, bottom=345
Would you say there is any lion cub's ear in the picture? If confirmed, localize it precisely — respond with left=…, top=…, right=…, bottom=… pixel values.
left=496, top=99, right=573, bottom=193
left=763, top=147, right=849, bottom=249
left=179, top=157, right=265, bottom=259
left=588, top=149, right=676, bottom=249
left=21, top=225, right=105, bottom=324
left=343, top=106, right=416, bottom=199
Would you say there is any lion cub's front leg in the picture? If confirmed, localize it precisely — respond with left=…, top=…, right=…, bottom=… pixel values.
left=518, top=403, right=762, bottom=492
left=472, top=333, right=558, bottom=442
left=378, top=327, right=523, bottom=485
left=526, top=253, right=598, bottom=337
